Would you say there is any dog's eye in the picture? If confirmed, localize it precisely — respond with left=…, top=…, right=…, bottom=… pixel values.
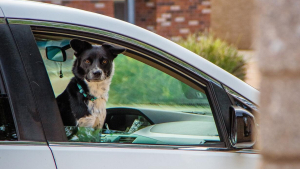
left=102, top=60, right=108, bottom=64
left=85, top=60, right=91, bottom=64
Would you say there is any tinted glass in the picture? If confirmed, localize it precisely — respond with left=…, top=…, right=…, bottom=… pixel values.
left=0, top=96, right=17, bottom=141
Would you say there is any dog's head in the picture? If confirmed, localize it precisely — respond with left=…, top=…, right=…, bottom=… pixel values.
left=70, top=39, right=125, bottom=82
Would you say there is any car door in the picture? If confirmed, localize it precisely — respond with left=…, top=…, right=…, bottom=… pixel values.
left=0, top=15, right=56, bottom=169
left=7, top=19, right=260, bottom=169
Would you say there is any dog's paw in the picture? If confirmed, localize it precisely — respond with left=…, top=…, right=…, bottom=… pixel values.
left=77, top=115, right=102, bottom=129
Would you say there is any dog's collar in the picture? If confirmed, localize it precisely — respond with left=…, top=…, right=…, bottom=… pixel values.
left=77, top=83, right=97, bottom=101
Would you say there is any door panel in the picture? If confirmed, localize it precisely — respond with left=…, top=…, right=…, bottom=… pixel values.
left=50, top=145, right=260, bottom=169
left=0, top=144, right=56, bottom=169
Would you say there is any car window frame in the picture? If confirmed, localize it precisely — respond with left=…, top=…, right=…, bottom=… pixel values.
left=8, top=19, right=232, bottom=149
left=0, top=22, right=51, bottom=143
left=34, top=31, right=226, bottom=148
left=7, top=23, right=67, bottom=142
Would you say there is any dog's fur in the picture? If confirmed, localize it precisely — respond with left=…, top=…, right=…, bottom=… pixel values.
left=56, top=39, right=125, bottom=129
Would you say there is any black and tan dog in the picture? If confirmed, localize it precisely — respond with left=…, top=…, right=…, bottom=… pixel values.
left=56, top=39, right=125, bottom=129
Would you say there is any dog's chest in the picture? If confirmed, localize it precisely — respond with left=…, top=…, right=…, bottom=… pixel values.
left=87, top=99, right=106, bottom=116
left=83, top=79, right=111, bottom=128
left=87, top=99, right=106, bottom=128
left=87, top=79, right=111, bottom=101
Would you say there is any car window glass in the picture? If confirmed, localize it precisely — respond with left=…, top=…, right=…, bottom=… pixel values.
left=34, top=34, right=220, bottom=145
left=0, top=94, right=18, bottom=141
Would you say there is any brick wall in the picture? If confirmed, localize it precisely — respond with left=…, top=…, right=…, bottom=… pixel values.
left=155, top=0, right=210, bottom=41
left=135, top=0, right=157, bottom=33
left=135, top=0, right=211, bottom=40
left=38, top=0, right=211, bottom=41
left=41, top=0, right=114, bottom=17
left=211, top=0, right=254, bottom=49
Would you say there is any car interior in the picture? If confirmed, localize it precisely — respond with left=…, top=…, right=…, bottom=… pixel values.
left=34, top=34, right=220, bottom=145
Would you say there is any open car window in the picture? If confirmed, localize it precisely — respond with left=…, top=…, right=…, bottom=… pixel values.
left=34, top=34, right=220, bottom=146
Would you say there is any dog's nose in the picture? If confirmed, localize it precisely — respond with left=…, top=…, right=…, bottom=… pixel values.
left=93, top=70, right=102, bottom=77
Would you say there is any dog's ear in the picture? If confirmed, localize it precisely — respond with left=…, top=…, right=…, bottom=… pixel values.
left=102, top=43, right=126, bottom=58
left=70, top=39, right=92, bottom=56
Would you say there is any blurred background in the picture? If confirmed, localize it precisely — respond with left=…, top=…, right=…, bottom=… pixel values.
left=32, top=0, right=259, bottom=89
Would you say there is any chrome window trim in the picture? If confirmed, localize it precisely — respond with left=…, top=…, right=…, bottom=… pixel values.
left=8, top=19, right=222, bottom=87
left=223, top=85, right=258, bottom=110
left=49, top=142, right=226, bottom=150
left=0, top=141, right=47, bottom=145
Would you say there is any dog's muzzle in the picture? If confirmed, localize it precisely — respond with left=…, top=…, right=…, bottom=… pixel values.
left=87, top=68, right=105, bottom=81
left=93, top=69, right=102, bottom=78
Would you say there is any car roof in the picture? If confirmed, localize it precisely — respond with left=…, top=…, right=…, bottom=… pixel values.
left=0, top=0, right=259, bottom=105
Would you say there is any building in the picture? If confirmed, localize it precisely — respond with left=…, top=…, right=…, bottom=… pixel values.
left=36, top=0, right=209, bottom=41
left=36, top=0, right=253, bottom=49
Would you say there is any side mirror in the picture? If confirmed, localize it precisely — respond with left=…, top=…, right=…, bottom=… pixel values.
left=230, top=106, right=257, bottom=148
left=46, top=46, right=66, bottom=62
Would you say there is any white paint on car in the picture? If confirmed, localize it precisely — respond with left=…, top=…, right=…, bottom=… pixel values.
left=50, top=145, right=260, bottom=169
left=0, top=144, right=56, bottom=169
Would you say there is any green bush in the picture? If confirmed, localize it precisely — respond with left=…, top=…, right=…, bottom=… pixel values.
left=177, top=33, right=247, bottom=80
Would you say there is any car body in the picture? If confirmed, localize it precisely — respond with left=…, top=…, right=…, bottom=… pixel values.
left=0, top=1, right=260, bottom=169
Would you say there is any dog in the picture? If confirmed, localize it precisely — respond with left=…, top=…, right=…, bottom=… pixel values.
left=56, top=39, right=125, bottom=129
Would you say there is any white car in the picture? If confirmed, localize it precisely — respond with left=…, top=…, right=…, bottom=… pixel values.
left=0, top=1, right=260, bottom=169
